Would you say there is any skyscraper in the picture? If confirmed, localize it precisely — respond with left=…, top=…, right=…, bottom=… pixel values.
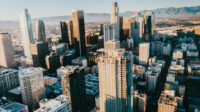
left=45, top=52, right=61, bottom=73
left=103, top=24, right=115, bottom=46
left=31, top=42, right=49, bottom=68
left=111, top=2, right=120, bottom=40
left=131, top=13, right=145, bottom=47
left=60, top=20, right=74, bottom=46
left=72, top=10, right=87, bottom=56
left=146, top=71, right=158, bottom=92
left=97, top=47, right=133, bottom=112
left=119, top=16, right=124, bottom=41
left=19, top=67, right=46, bottom=111
left=144, top=12, right=155, bottom=42
left=133, top=90, right=147, bottom=112
left=0, top=33, right=15, bottom=68
left=19, top=9, right=34, bottom=60
left=35, top=20, right=46, bottom=42
left=61, top=66, right=87, bottom=112
left=123, top=18, right=132, bottom=37
left=139, top=43, right=150, bottom=65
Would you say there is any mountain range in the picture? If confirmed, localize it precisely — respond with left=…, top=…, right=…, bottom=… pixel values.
left=0, top=5, right=200, bottom=31
left=39, top=5, right=200, bottom=24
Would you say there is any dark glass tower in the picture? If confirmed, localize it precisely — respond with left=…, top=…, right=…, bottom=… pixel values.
left=61, top=66, right=87, bottom=112
left=72, top=10, right=87, bottom=57
left=144, top=16, right=152, bottom=42
left=60, top=20, right=74, bottom=47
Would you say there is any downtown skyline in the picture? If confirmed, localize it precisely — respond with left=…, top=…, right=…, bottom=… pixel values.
left=0, top=0, right=200, bottom=21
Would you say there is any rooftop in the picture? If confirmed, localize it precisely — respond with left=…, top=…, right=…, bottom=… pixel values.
left=19, top=67, right=43, bottom=76
left=158, top=91, right=178, bottom=106
left=0, top=68, right=18, bottom=76
left=35, top=95, right=71, bottom=112
left=4, top=102, right=27, bottom=112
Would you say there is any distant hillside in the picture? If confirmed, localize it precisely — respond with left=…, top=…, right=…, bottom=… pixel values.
left=38, top=5, right=200, bottom=24
left=0, top=5, right=200, bottom=31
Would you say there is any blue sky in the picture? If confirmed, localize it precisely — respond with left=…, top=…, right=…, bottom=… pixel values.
left=0, top=0, right=200, bottom=21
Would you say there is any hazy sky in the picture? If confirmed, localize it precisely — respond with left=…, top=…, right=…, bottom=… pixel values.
left=0, top=0, right=200, bottom=21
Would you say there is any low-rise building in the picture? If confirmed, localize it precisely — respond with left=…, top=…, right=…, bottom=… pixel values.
left=158, top=91, right=178, bottom=112
left=34, top=95, right=71, bottom=112
left=71, top=56, right=87, bottom=67
left=44, top=76, right=58, bottom=86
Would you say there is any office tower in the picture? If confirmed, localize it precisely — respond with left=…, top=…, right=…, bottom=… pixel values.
left=60, top=20, right=74, bottom=46
left=133, top=90, right=147, bottom=112
left=144, top=12, right=155, bottom=41
left=52, top=43, right=68, bottom=55
left=19, top=67, right=46, bottom=111
left=88, top=52, right=97, bottom=67
left=61, top=66, right=87, bottom=112
left=139, top=43, right=150, bottom=65
left=111, top=2, right=120, bottom=40
left=103, top=24, right=120, bottom=48
left=131, top=14, right=145, bottom=47
left=98, top=36, right=104, bottom=49
left=150, top=41, right=163, bottom=56
left=19, top=9, right=34, bottom=60
left=146, top=72, right=158, bottom=92
left=72, top=10, right=87, bottom=56
left=34, top=95, right=71, bottom=112
left=45, top=52, right=61, bottom=73
left=123, top=18, right=132, bottom=37
left=31, top=42, right=49, bottom=68
left=97, top=48, right=133, bottom=112
left=119, top=16, right=124, bottom=41
left=60, top=53, right=73, bottom=66
left=100, top=24, right=104, bottom=35
left=0, top=33, right=15, bottom=68
left=35, top=20, right=46, bottom=42
left=0, top=68, right=19, bottom=95
left=158, top=91, right=177, bottom=112
left=85, top=33, right=98, bottom=45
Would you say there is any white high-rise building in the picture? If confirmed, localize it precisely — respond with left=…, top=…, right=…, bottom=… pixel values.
left=0, top=33, right=15, bottom=68
left=19, top=67, right=46, bottom=111
left=97, top=47, right=133, bottom=112
left=139, top=43, right=150, bottom=65
left=19, top=9, right=34, bottom=60
left=110, top=2, right=120, bottom=40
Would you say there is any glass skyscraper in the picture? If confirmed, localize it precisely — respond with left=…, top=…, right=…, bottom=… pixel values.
left=19, top=9, right=34, bottom=60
